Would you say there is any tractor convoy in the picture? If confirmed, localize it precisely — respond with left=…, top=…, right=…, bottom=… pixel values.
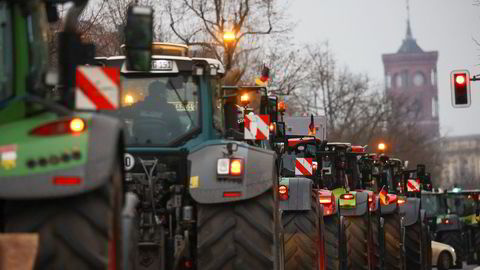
left=0, top=1, right=476, bottom=270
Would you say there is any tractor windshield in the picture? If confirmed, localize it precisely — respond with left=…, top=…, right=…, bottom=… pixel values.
left=421, top=193, right=447, bottom=217
left=0, top=2, right=12, bottom=103
left=446, top=194, right=476, bottom=216
left=117, top=73, right=200, bottom=146
left=281, top=141, right=317, bottom=177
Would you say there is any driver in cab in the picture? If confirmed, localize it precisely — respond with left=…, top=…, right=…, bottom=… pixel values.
left=130, top=80, right=183, bottom=142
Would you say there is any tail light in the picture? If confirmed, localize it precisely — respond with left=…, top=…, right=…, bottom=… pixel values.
left=397, top=197, right=407, bottom=205
left=319, top=195, right=332, bottom=204
left=269, top=123, right=276, bottom=132
left=279, top=185, right=289, bottom=200
left=217, top=158, right=244, bottom=177
left=53, top=176, right=82, bottom=185
left=30, top=118, right=87, bottom=136
left=368, top=193, right=374, bottom=203
left=340, top=193, right=354, bottom=200
left=442, top=218, right=455, bottom=225
left=223, top=191, right=242, bottom=198
left=313, top=161, right=318, bottom=172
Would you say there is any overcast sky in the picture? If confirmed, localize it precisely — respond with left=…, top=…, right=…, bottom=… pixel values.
left=288, top=0, right=480, bottom=137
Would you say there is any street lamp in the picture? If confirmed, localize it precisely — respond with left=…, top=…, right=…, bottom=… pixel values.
left=378, top=143, right=386, bottom=152
left=222, top=31, right=237, bottom=73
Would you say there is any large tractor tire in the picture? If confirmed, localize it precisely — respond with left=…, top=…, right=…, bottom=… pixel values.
left=370, top=211, right=382, bottom=270
left=4, top=162, right=124, bottom=270
left=438, top=231, right=464, bottom=268
left=405, top=221, right=422, bottom=269
left=196, top=190, right=279, bottom=270
left=474, top=227, right=480, bottom=265
left=324, top=214, right=342, bottom=270
left=282, top=197, right=321, bottom=270
left=383, top=213, right=405, bottom=270
left=422, top=223, right=432, bottom=270
left=343, top=214, right=369, bottom=270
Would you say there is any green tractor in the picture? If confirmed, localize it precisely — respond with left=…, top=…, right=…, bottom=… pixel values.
left=278, top=135, right=326, bottom=270
left=100, top=44, right=282, bottom=269
left=358, top=153, right=406, bottom=270
left=0, top=0, right=144, bottom=269
left=401, top=165, right=432, bottom=270
left=434, top=189, right=480, bottom=267
left=316, top=142, right=373, bottom=270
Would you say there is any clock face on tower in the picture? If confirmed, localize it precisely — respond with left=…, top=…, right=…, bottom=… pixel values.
left=413, top=72, right=425, bottom=86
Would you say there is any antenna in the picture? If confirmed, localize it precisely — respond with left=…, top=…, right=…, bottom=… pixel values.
left=405, top=0, right=413, bottom=39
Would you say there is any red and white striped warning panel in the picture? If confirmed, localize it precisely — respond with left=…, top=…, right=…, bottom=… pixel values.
left=244, top=114, right=270, bottom=140
left=295, top=158, right=313, bottom=176
left=407, top=179, right=420, bottom=192
left=75, top=66, right=120, bottom=110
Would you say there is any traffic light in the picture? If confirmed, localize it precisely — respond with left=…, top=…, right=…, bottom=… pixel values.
left=450, top=70, right=471, bottom=108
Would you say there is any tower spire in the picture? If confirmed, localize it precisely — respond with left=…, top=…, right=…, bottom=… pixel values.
left=406, top=0, right=413, bottom=39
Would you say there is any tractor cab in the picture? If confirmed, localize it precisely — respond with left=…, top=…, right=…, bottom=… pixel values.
left=100, top=43, right=225, bottom=147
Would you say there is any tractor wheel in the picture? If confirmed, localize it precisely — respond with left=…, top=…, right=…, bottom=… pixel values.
left=196, top=190, right=279, bottom=270
left=370, top=210, right=382, bottom=270
left=4, top=162, right=124, bottom=270
left=282, top=197, right=321, bottom=270
left=474, top=227, right=480, bottom=265
left=324, top=214, right=342, bottom=270
left=405, top=221, right=422, bottom=269
left=422, top=223, right=432, bottom=270
left=438, top=231, right=464, bottom=268
left=383, top=213, right=405, bottom=270
left=343, top=214, right=369, bottom=270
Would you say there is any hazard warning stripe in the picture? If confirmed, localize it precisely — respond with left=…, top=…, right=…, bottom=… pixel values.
left=295, top=158, right=312, bottom=176
left=76, top=68, right=117, bottom=110
left=256, top=115, right=269, bottom=140
left=407, top=179, right=420, bottom=192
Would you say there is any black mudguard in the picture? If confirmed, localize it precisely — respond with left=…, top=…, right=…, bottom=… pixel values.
left=188, top=141, right=276, bottom=204
left=279, top=177, right=312, bottom=212
left=0, top=114, right=122, bottom=199
left=380, top=203, right=397, bottom=215
left=399, top=198, right=420, bottom=226
left=340, top=192, right=369, bottom=216
left=435, top=217, right=463, bottom=233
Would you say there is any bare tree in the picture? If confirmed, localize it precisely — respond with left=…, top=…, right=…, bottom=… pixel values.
left=167, top=0, right=292, bottom=83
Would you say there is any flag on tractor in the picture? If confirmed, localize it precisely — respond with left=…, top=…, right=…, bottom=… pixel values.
left=255, top=65, right=270, bottom=86
left=379, top=187, right=388, bottom=205
left=308, top=114, right=316, bottom=136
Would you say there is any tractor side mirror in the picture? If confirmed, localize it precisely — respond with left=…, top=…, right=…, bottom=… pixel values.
left=417, top=164, right=426, bottom=180
left=275, top=122, right=286, bottom=140
left=124, top=5, right=153, bottom=72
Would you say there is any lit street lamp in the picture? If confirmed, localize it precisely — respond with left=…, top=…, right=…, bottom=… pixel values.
left=222, top=31, right=237, bottom=73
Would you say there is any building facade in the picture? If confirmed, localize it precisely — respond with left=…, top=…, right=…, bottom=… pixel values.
left=382, top=21, right=440, bottom=138
left=441, top=135, right=480, bottom=189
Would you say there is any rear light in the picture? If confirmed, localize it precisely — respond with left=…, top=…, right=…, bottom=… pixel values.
left=442, top=218, right=454, bottom=225
left=397, top=198, right=407, bottom=205
left=351, top=146, right=365, bottom=153
left=217, top=158, right=230, bottom=175
left=313, top=161, right=318, bottom=172
left=269, top=123, right=276, bottom=132
left=340, top=193, right=354, bottom=200
left=217, top=158, right=244, bottom=176
left=53, top=176, right=82, bottom=185
left=30, top=118, right=87, bottom=136
left=368, top=194, right=373, bottom=203
left=230, top=159, right=243, bottom=176
left=279, top=185, right=289, bottom=200
left=223, top=191, right=242, bottom=198
left=319, top=196, right=332, bottom=204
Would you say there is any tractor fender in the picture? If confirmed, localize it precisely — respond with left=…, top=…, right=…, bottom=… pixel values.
left=279, top=177, right=312, bottom=212
left=340, top=191, right=368, bottom=216
left=0, top=114, right=122, bottom=199
left=399, top=197, right=420, bottom=226
left=380, top=202, right=397, bottom=215
left=435, top=215, right=463, bottom=233
left=188, top=141, right=276, bottom=204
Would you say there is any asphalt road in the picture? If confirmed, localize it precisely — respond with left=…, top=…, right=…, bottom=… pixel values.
left=433, top=263, right=479, bottom=270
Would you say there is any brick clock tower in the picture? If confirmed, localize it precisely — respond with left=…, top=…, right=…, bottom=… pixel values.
left=382, top=12, right=439, bottom=138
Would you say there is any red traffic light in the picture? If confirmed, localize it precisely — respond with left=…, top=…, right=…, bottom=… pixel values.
left=451, top=70, right=471, bottom=108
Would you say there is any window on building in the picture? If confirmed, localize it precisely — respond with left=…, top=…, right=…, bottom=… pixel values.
left=386, top=74, right=392, bottom=89
left=431, top=69, right=437, bottom=86
left=432, top=97, right=438, bottom=118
